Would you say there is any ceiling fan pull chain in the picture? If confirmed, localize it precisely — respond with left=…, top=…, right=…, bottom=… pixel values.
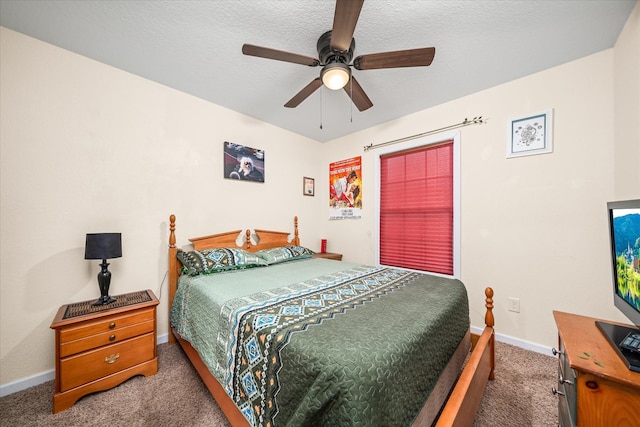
left=320, top=86, right=323, bottom=129
left=350, top=78, right=353, bottom=123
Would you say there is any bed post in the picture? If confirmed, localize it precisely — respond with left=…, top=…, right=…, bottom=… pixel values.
left=244, top=230, right=252, bottom=250
left=168, top=214, right=178, bottom=346
left=292, top=216, right=300, bottom=246
left=484, top=287, right=495, bottom=380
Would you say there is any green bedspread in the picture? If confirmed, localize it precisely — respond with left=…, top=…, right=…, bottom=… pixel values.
left=171, top=258, right=469, bottom=426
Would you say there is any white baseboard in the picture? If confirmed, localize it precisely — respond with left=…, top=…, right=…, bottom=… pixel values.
left=1, top=330, right=550, bottom=398
left=470, top=325, right=554, bottom=356
left=157, top=332, right=169, bottom=344
left=0, top=333, right=172, bottom=398
left=0, top=370, right=55, bottom=398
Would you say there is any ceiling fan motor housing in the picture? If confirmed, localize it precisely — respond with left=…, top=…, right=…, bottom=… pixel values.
left=317, top=30, right=354, bottom=65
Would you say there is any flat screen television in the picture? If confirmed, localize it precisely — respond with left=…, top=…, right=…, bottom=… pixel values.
left=596, top=199, right=640, bottom=372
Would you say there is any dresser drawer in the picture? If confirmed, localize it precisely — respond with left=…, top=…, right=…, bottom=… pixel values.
left=59, top=320, right=154, bottom=357
left=59, top=308, right=155, bottom=344
left=556, top=339, right=577, bottom=425
left=59, top=332, right=155, bottom=392
left=557, top=365, right=577, bottom=426
left=558, top=390, right=575, bottom=427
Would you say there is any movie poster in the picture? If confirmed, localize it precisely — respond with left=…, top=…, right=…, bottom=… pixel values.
left=329, top=156, right=362, bottom=220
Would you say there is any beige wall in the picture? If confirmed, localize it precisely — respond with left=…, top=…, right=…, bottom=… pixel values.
left=614, top=1, right=640, bottom=200
left=320, top=4, right=639, bottom=350
left=0, top=27, right=325, bottom=387
left=1, top=2, right=638, bottom=391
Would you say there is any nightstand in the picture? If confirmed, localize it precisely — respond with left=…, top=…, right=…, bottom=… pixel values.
left=313, top=252, right=343, bottom=261
left=50, top=289, right=159, bottom=413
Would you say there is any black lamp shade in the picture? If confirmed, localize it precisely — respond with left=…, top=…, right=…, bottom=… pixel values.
left=85, top=233, right=122, bottom=306
left=84, top=233, right=122, bottom=260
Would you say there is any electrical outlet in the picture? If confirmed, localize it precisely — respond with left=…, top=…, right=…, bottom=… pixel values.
left=508, top=297, right=520, bottom=313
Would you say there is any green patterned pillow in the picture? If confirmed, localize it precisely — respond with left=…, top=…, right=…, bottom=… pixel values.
left=177, top=247, right=267, bottom=276
left=254, top=245, right=314, bottom=265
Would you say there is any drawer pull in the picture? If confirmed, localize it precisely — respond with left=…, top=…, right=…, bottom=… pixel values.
left=551, top=387, right=565, bottom=396
left=109, top=334, right=116, bottom=342
left=105, top=353, right=120, bottom=364
left=559, top=374, right=573, bottom=385
left=109, top=322, right=116, bottom=329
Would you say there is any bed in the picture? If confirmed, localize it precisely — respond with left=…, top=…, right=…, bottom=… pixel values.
left=167, top=214, right=495, bottom=426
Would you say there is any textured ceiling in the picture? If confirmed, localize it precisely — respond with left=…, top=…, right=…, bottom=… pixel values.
left=0, top=0, right=636, bottom=142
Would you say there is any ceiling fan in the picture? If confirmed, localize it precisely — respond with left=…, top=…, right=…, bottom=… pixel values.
left=241, top=0, right=435, bottom=112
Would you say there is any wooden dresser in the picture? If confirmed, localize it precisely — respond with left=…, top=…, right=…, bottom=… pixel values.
left=552, top=311, right=640, bottom=426
left=312, top=252, right=343, bottom=261
left=50, top=289, right=159, bottom=413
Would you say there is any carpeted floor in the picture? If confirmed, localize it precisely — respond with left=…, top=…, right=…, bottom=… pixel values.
left=0, top=341, right=558, bottom=426
left=474, top=341, right=558, bottom=426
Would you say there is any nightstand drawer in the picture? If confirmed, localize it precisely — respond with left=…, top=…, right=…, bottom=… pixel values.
left=59, top=332, right=155, bottom=392
left=60, top=319, right=154, bottom=357
left=59, top=307, right=155, bottom=344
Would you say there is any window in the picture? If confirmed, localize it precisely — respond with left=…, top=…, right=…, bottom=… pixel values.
left=377, top=135, right=459, bottom=276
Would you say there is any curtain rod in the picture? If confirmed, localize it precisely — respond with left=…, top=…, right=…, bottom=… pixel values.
left=363, top=116, right=485, bottom=152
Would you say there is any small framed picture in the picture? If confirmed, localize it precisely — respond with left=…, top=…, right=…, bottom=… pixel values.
left=303, top=177, right=315, bottom=196
left=507, top=109, right=553, bottom=158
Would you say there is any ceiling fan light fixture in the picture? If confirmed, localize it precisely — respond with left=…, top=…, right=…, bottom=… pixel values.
left=321, top=62, right=351, bottom=90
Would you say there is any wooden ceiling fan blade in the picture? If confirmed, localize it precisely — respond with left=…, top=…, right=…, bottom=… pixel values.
left=343, top=76, right=373, bottom=111
left=242, top=44, right=320, bottom=67
left=354, top=47, right=436, bottom=70
left=330, top=0, right=364, bottom=52
left=284, top=78, right=323, bottom=108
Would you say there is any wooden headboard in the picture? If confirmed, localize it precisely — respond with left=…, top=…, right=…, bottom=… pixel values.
left=189, top=222, right=300, bottom=252
left=167, top=214, right=300, bottom=344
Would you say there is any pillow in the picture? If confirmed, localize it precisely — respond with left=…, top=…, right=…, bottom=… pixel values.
left=177, top=247, right=267, bottom=276
left=254, top=245, right=314, bottom=265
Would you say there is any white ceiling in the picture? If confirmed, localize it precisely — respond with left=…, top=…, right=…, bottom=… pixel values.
left=0, top=0, right=636, bottom=142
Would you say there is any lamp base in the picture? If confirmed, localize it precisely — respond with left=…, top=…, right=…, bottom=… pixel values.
left=93, top=295, right=117, bottom=306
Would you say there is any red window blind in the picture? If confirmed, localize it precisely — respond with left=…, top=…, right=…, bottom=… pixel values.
left=379, top=140, right=453, bottom=274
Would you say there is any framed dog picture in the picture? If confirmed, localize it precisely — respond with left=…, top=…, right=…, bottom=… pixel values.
left=223, top=141, right=265, bottom=182
left=303, top=177, right=315, bottom=196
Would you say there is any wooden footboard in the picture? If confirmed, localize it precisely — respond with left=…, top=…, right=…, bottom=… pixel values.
left=434, top=288, right=495, bottom=427
left=167, top=214, right=495, bottom=426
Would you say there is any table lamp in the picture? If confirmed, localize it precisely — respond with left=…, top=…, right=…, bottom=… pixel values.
left=84, top=233, right=122, bottom=306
